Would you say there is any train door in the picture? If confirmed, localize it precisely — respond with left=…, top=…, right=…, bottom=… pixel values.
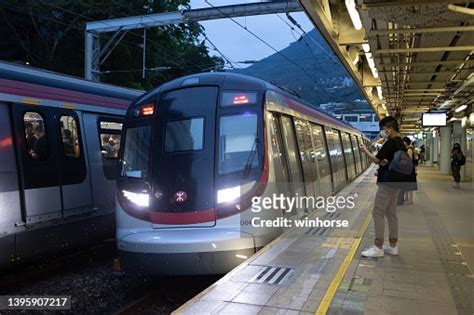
left=336, top=130, right=349, bottom=183
left=12, top=104, right=91, bottom=223
left=293, top=118, right=321, bottom=201
left=310, top=123, right=332, bottom=197
left=268, top=113, right=292, bottom=217
left=341, top=132, right=356, bottom=180
left=151, top=86, right=217, bottom=227
left=12, top=105, right=62, bottom=224
left=279, top=115, right=306, bottom=218
left=325, top=127, right=346, bottom=193
left=0, top=103, right=22, bottom=267
left=350, top=134, right=362, bottom=175
left=55, top=109, right=91, bottom=217
left=83, top=114, right=123, bottom=212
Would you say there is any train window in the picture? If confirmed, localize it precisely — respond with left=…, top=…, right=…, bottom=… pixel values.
left=165, top=118, right=204, bottom=152
left=23, top=112, right=49, bottom=160
left=294, top=118, right=318, bottom=196
left=350, top=134, right=362, bottom=174
left=218, top=113, right=258, bottom=174
left=354, top=136, right=364, bottom=171
left=279, top=115, right=305, bottom=197
left=310, top=123, right=332, bottom=195
left=341, top=132, right=355, bottom=179
left=60, top=115, right=80, bottom=158
left=99, top=121, right=123, bottom=159
left=121, top=126, right=152, bottom=178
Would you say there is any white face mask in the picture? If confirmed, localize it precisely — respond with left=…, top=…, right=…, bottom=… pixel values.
left=379, top=130, right=388, bottom=140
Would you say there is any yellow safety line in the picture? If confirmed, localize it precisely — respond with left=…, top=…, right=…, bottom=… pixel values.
left=315, top=210, right=372, bottom=315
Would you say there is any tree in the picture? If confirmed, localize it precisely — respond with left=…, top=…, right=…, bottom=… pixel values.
left=0, top=0, right=224, bottom=90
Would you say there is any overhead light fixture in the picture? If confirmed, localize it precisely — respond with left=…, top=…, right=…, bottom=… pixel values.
left=365, top=52, right=379, bottom=78
left=455, top=104, right=467, bottom=113
left=362, top=43, right=370, bottom=53
left=376, top=86, right=383, bottom=99
left=345, top=0, right=363, bottom=30
left=453, top=73, right=474, bottom=96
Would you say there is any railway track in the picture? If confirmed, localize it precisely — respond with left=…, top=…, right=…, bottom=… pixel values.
left=113, top=276, right=220, bottom=315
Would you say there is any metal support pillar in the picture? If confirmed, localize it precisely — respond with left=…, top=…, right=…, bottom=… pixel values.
left=142, top=28, right=147, bottom=79
left=425, top=132, right=434, bottom=167
left=85, top=31, right=100, bottom=82
left=439, top=126, right=452, bottom=174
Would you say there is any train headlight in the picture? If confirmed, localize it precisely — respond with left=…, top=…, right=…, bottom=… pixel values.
left=122, top=190, right=149, bottom=207
left=217, top=186, right=241, bottom=204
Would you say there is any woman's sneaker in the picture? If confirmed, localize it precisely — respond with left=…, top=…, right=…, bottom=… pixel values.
left=383, top=244, right=399, bottom=255
left=361, top=246, right=384, bottom=258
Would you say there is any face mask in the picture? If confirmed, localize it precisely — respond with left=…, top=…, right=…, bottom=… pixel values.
left=379, top=130, right=388, bottom=140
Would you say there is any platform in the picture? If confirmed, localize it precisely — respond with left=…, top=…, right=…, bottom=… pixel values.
left=174, top=165, right=473, bottom=315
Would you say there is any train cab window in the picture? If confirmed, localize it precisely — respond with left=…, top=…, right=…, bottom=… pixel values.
left=218, top=113, right=258, bottom=174
left=121, top=125, right=151, bottom=178
left=165, top=118, right=204, bottom=152
left=23, top=112, right=49, bottom=160
left=99, top=121, right=122, bottom=159
left=60, top=115, right=80, bottom=158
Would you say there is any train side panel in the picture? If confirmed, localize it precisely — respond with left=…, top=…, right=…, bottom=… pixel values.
left=0, top=102, right=22, bottom=269
left=82, top=113, right=122, bottom=213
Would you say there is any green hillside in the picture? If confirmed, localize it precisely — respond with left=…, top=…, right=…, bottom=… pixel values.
left=234, top=29, right=367, bottom=109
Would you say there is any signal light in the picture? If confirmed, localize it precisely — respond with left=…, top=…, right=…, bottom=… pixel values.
left=140, top=103, right=155, bottom=116
left=233, top=95, right=249, bottom=105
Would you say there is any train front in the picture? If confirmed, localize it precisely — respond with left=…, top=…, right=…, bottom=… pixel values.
left=116, top=74, right=271, bottom=275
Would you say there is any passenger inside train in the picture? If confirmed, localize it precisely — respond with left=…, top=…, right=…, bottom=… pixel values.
left=32, top=123, right=48, bottom=160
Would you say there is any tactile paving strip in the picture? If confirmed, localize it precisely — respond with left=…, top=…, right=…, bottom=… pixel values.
left=249, top=266, right=293, bottom=285
left=418, top=190, right=473, bottom=314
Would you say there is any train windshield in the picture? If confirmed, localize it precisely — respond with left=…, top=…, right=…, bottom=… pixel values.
left=120, top=125, right=152, bottom=178
left=218, top=113, right=259, bottom=175
left=165, top=118, right=204, bottom=152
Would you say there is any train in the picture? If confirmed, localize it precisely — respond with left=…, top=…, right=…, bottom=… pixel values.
left=0, top=61, right=143, bottom=270
left=116, top=72, right=371, bottom=275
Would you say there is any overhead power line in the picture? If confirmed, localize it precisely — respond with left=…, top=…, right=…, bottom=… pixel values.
left=204, top=0, right=337, bottom=101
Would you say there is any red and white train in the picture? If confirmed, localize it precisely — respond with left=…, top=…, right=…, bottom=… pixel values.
left=116, top=72, right=370, bottom=275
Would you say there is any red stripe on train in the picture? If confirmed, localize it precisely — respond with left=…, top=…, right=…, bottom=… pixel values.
left=148, top=208, right=216, bottom=225
left=0, top=79, right=131, bottom=109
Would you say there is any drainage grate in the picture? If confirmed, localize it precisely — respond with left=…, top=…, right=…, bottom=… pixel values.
left=250, top=266, right=293, bottom=285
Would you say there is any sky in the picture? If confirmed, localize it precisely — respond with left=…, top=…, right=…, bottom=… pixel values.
left=189, top=0, right=315, bottom=68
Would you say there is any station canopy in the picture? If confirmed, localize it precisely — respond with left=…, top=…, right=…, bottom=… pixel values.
left=299, top=0, right=473, bottom=133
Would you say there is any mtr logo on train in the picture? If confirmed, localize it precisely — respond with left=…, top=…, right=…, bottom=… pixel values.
left=173, top=191, right=188, bottom=204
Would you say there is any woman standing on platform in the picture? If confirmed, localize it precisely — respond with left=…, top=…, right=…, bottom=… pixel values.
left=451, top=143, right=465, bottom=188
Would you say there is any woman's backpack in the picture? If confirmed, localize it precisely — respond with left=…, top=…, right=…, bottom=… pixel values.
left=459, top=153, right=466, bottom=166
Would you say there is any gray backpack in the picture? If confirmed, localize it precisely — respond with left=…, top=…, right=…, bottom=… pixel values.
left=389, top=150, right=414, bottom=176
